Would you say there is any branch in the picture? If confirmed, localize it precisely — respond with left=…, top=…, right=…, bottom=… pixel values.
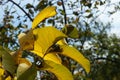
left=8, top=0, right=33, bottom=21
left=61, top=0, right=67, bottom=25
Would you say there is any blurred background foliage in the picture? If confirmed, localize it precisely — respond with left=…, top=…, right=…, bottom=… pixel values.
left=0, top=0, right=120, bottom=80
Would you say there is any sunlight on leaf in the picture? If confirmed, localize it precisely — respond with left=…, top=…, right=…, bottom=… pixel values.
left=17, top=58, right=32, bottom=78
left=0, top=64, right=4, bottom=80
left=56, top=39, right=67, bottom=45
left=31, top=51, right=62, bottom=64
left=0, top=68, right=4, bottom=77
left=0, top=67, right=12, bottom=80
left=17, top=65, right=37, bottom=80
left=60, top=45, right=90, bottom=73
left=18, top=29, right=34, bottom=50
left=40, top=60, right=73, bottom=80
left=5, top=76, right=12, bottom=80
left=33, top=27, right=67, bottom=55
left=32, top=6, right=57, bottom=29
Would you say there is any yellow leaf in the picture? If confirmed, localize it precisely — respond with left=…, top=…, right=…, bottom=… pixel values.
left=32, top=6, right=57, bottom=29
left=0, top=62, right=4, bottom=74
left=0, top=69, right=4, bottom=76
left=0, top=65, right=11, bottom=80
left=0, top=68, right=4, bottom=79
left=5, top=76, right=11, bottom=80
left=31, top=51, right=62, bottom=64
left=17, top=58, right=32, bottom=78
left=56, top=39, right=67, bottom=45
left=40, top=60, right=73, bottom=80
left=18, top=29, right=34, bottom=50
left=17, top=65, right=37, bottom=80
left=33, top=27, right=67, bottom=55
left=60, top=45, right=90, bottom=73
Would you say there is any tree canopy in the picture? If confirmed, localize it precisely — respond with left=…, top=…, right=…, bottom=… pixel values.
left=0, top=0, right=120, bottom=80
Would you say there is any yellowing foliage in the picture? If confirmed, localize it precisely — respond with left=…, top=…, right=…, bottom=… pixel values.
left=0, top=64, right=12, bottom=80
left=40, top=60, right=74, bottom=80
left=32, top=6, right=56, bottom=29
left=0, top=68, right=4, bottom=80
left=17, top=58, right=32, bottom=78
left=18, top=30, right=34, bottom=50
left=31, top=50, right=62, bottom=64
left=20, top=6, right=90, bottom=80
left=0, top=6, right=90, bottom=80
left=33, top=27, right=67, bottom=55
left=31, top=27, right=90, bottom=79
left=60, top=45, right=90, bottom=73
left=56, top=39, right=67, bottom=45
left=5, top=76, right=12, bottom=80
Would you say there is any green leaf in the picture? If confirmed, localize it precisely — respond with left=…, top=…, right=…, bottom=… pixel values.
left=33, top=27, right=67, bottom=55
left=17, top=65, right=37, bottom=80
left=32, top=6, right=57, bottom=29
left=62, top=25, right=79, bottom=38
left=85, top=9, right=91, bottom=13
left=85, top=14, right=93, bottom=18
left=26, top=3, right=33, bottom=9
left=60, top=45, right=90, bottom=73
left=0, top=46, right=5, bottom=57
left=40, top=60, right=73, bottom=80
left=2, top=53, right=17, bottom=75
left=1, top=48, right=17, bottom=75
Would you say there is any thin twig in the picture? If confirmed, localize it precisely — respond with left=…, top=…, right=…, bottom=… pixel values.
left=8, top=0, right=33, bottom=21
left=61, top=0, right=67, bottom=25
